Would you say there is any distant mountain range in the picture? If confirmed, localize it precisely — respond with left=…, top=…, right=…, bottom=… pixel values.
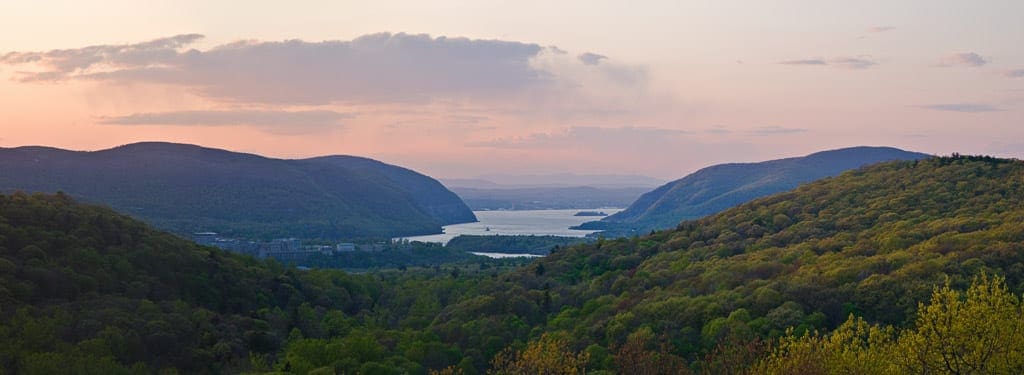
left=441, top=173, right=660, bottom=210
left=448, top=186, right=647, bottom=210
left=444, top=173, right=665, bottom=189
left=0, top=142, right=476, bottom=239
left=576, top=146, right=931, bottom=235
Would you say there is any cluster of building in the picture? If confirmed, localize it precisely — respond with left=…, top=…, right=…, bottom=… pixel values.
left=191, top=232, right=375, bottom=262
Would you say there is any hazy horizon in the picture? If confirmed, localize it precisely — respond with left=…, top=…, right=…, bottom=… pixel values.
left=2, top=1, right=1021, bottom=179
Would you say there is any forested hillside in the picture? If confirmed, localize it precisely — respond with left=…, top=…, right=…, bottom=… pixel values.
left=431, top=155, right=1024, bottom=372
left=578, top=146, right=929, bottom=236
left=3, top=155, right=1023, bottom=374
left=0, top=192, right=497, bottom=373
left=0, top=142, right=475, bottom=239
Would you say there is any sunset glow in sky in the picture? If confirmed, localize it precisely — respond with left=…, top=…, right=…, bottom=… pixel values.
left=2, top=0, right=1022, bottom=179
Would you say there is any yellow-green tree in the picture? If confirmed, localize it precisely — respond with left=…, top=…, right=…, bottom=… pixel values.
left=756, top=275, right=1024, bottom=375
left=895, top=274, right=1024, bottom=374
left=488, top=333, right=589, bottom=375
left=429, top=365, right=465, bottom=375
left=752, top=316, right=899, bottom=375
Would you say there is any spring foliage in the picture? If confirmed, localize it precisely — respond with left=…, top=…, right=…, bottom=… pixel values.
left=431, top=155, right=1024, bottom=372
left=3, top=155, right=1024, bottom=373
left=756, top=274, right=1024, bottom=374
left=488, top=333, right=589, bottom=375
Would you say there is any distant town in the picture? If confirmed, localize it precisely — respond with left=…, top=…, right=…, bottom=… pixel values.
left=191, top=232, right=385, bottom=262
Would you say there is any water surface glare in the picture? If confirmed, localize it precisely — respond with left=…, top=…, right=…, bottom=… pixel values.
left=401, top=208, right=623, bottom=244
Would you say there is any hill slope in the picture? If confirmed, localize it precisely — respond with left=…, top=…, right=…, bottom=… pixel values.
left=0, top=142, right=475, bottom=239
left=0, top=192, right=354, bottom=373
left=578, top=146, right=929, bottom=235
left=431, top=155, right=1024, bottom=371
left=0, top=192, right=498, bottom=374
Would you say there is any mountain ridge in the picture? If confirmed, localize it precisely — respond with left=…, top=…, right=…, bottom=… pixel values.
left=0, top=142, right=476, bottom=239
left=578, top=146, right=930, bottom=235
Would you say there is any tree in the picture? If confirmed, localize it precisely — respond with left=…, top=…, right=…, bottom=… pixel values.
left=488, top=333, right=589, bottom=375
left=753, top=315, right=900, bottom=375
left=895, top=274, right=1024, bottom=374
left=756, top=275, right=1024, bottom=374
left=614, top=327, right=689, bottom=375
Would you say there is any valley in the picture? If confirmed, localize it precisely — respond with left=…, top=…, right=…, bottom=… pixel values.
left=3, top=154, right=1023, bottom=373
left=3, top=6, right=1020, bottom=373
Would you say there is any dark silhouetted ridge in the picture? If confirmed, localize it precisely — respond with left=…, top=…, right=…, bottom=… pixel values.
left=578, top=146, right=930, bottom=235
left=0, top=142, right=476, bottom=239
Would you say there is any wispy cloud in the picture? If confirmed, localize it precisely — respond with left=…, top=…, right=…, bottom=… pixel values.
left=779, top=58, right=826, bottom=66
left=1004, top=69, right=1024, bottom=78
left=1, top=33, right=647, bottom=108
left=938, top=52, right=988, bottom=67
left=780, top=56, right=877, bottom=70
left=867, top=26, right=896, bottom=33
left=830, top=57, right=877, bottom=70
left=97, top=109, right=353, bottom=134
left=0, top=34, right=204, bottom=81
left=916, top=103, right=1002, bottom=113
left=749, top=126, right=807, bottom=136
left=706, top=126, right=731, bottom=134
left=577, top=52, right=607, bottom=66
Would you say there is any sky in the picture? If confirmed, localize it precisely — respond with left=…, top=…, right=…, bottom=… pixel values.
left=1, top=1, right=1022, bottom=179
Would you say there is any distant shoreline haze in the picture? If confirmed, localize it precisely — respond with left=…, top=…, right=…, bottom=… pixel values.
left=442, top=173, right=665, bottom=189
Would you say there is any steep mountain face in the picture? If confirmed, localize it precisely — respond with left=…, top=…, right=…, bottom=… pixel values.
left=0, top=142, right=475, bottom=239
left=579, top=146, right=930, bottom=234
left=301, top=155, right=477, bottom=225
left=433, top=156, right=1024, bottom=371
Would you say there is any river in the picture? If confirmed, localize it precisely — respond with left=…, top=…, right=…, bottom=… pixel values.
left=401, top=208, right=623, bottom=244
